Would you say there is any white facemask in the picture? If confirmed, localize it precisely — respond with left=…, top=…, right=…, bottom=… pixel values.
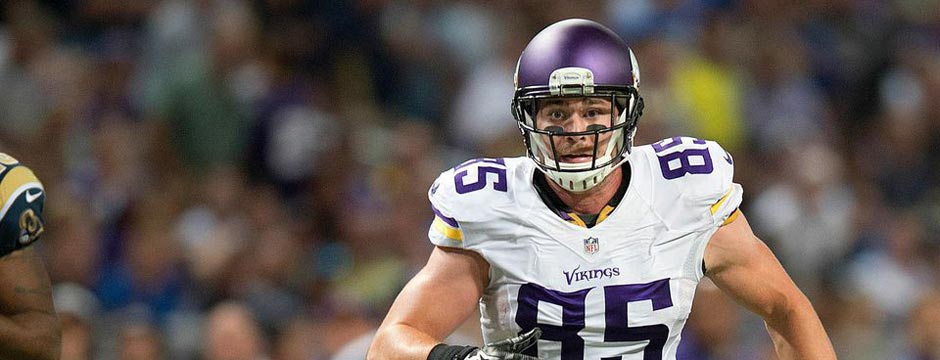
left=527, top=110, right=635, bottom=192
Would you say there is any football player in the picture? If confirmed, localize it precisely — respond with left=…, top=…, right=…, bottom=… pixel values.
left=368, top=19, right=836, bottom=360
left=0, top=153, right=61, bottom=359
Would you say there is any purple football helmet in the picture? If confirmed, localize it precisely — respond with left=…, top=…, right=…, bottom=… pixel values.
left=512, top=19, right=644, bottom=192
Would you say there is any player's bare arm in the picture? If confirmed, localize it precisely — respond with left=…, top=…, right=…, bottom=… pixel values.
left=0, top=247, right=60, bottom=360
left=0, top=155, right=61, bottom=359
left=705, top=212, right=836, bottom=359
left=368, top=246, right=489, bottom=360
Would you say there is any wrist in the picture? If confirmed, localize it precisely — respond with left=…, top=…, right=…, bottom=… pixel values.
left=427, top=344, right=478, bottom=360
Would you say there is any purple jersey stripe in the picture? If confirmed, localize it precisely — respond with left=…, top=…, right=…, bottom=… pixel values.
left=431, top=204, right=459, bottom=228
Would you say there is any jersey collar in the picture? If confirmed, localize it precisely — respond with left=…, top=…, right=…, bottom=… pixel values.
left=532, top=165, right=630, bottom=228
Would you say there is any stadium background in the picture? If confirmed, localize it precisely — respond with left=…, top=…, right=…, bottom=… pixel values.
left=1, top=0, right=939, bottom=359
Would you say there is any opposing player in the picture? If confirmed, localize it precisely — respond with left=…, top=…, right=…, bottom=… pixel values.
left=368, top=19, right=836, bottom=360
left=0, top=153, right=61, bottom=359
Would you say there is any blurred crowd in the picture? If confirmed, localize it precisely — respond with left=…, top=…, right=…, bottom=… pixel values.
left=1, top=0, right=939, bottom=359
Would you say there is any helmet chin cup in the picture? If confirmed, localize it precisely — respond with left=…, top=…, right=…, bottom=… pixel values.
left=535, top=125, right=634, bottom=192
left=539, top=155, right=628, bottom=193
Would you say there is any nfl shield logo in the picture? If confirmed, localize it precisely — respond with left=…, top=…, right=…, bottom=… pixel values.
left=583, top=237, right=599, bottom=254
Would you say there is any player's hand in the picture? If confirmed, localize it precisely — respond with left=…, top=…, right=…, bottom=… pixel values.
left=465, top=328, right=542, bottom=360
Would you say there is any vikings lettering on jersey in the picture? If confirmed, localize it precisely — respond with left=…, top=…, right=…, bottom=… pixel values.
left=427, top=138, right=741, bottom=360
left=0, top=154, right=46, bottom=257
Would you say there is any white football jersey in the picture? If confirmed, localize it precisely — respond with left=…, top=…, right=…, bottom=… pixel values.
left=428, top=137, right=742, bottom=360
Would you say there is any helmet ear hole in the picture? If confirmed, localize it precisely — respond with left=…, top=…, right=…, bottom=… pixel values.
left=614, top=97, right=629, bottom=112
left=514, top=97, right=538, bottom=123
left=634, top=96, right=645, bottom=120
left=526, top=100, right=539, bottom=119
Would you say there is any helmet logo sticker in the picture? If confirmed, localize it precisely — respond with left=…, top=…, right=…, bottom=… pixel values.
left=18, top=209, right=44, bottom=245
left=549, top=67, right=595, bottom=96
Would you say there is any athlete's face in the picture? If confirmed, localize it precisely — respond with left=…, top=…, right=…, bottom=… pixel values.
left=535, top=97, right=620, bottom=163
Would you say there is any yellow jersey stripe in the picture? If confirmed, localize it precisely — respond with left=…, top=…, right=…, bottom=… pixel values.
left=710, top=188, right=734, bottom=215
left=432, top=217, right=463, bottom=241
left=596, top=205, right=616, bottom=224
left=721, top=209, right=741, bottom=226
left=566, top=213, right=588, bottom=228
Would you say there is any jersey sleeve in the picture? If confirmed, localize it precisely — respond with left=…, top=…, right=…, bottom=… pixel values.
left=0, top=154, right=46, bottom=257
left=682, top=140, right=742, bottom=228
left=637, top=138, right=744, bottom=280
left=684, top=140, right=742, bottom=279
left=643, top=138, right=742, bottom=233
left=427, top=168, right=466, bottom=249
left=426, top=158, right=516, bottom=251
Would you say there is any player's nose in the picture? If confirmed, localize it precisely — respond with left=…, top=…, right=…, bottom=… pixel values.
left=562, top=114, right=591, bottom=134
left=562, top=115, right=604, bottom=142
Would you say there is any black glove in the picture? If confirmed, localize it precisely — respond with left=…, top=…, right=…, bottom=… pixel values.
left=428, top=328, right=543, bottom=360
left=464, top=328, right=542, bottom=360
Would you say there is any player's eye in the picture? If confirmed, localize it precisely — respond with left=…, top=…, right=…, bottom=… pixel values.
left=585, top=109, right=599, bottom=118
left=549, top=110, right=566, bottom=120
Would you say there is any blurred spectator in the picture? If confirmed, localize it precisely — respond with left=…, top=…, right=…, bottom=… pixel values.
left=844, top=211, right=932, bottom=319
left=902, top=289, right=940, bottom=360
left=271, top=317, right=320, bottom=360
left=175, top=166, right=250, bottom=303
left=45, top=196, right=103, bottom=287
left=678, top=279, right=765, bottom=359
left=447, top=13, right=527, bottom=157
left=447, top=36, right=516, bottom=154
left=144, top=1, right=266, bottom=175
left=605, top=0, right=707, bottom=43
left=83, top=117, right=149, bottom=230
left=233, top=224, right=306, bottom=333
left=203, top=302, right=269, bottom=360
left=859, top=42, right=937, bottom=208
left=750, top=140, right=856, bottom=293
left=376, top=1, right=451, bottom=123
left=743, top=25, right=828, bottom=155
left=670, top=13, right=746, bottom=152
left=0, top=0, right=90, bottom=159
left=244, top=78, right=340, bottom=199
left=117, top=321, right=164, bottom=360
left=54, top=283, right=100, bottom=360
left=95, top=192, right=186, bottom=324
left=0, top=0, right=52, bottom=146
left=826, top=290, right=892, bottom=360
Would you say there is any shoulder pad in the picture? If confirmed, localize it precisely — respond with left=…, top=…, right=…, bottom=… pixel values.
left=632, top=137, right=742, bottom=232
left=427, top=157, right=528, bottom=248
left=0, top=155, right=46, bottom=256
